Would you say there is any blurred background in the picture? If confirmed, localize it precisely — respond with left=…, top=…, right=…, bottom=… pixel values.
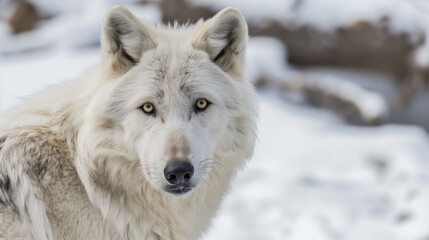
left=1, top=0, right=429, bottom=239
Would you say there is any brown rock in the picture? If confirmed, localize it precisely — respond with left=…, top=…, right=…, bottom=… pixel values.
left=8, top=1, right=40, bottom=34
left=160, top=0, right=214, bottom=24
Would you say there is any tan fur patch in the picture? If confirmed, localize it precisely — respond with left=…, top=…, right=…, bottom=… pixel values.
left=166, top=129, right=190, bottom=162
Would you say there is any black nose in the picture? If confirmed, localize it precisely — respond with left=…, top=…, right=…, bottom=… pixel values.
left=164, top=162, right=194, bottom=185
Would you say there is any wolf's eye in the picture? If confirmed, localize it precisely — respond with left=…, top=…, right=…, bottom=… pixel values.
left=195, top=98, right=210, bottom=113
left=141, top=103, right=155, bottom=115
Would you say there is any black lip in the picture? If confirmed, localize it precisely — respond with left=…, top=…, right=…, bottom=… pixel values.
left=164, top=185, right=194, bottom=195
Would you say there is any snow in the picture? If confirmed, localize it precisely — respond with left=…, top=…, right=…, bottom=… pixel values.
left=246, top=37, right=389, bottom=123
left=191, top=0, right=429, bottom=67
left=304, top=75, right=389, bottom=122
left=191, top=0, right=429, bottom=35
left=1, top=1, right=429, bottom=240
left=0, top=2, right=160, bottom=54
left=245, top=37, right=289, bottom=82
left=204, top=90, right=429, bottom=240
left=0, top=49, right=101, bottom=112
left=3, top=0, right=429, bottom=66
left=293, top=0, right=428, bottom=36
left=415, top=32, right=429, bottom=67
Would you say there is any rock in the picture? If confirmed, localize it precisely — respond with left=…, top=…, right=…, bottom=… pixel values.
left=8, top=1, right=40, bottom=34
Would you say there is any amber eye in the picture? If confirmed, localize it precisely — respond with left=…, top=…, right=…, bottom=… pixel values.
left=195, top=98, right=210, bottom=112
left=141, top=103, right=155, bottom=115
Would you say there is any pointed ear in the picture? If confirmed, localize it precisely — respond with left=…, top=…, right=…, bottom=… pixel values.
left=101, top=6, right=156, bottom=75
left=193, top=8, right=248, bottom=78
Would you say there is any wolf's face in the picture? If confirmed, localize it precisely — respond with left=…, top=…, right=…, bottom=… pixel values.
left=98, top=7, right=253, bottom=196
left=110, top=49, right=241, bottom=195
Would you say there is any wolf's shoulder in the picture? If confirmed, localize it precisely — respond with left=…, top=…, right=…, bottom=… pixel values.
left=0, top=126, right=73, bottom=239
left=0, top=125, right=73, bottom=182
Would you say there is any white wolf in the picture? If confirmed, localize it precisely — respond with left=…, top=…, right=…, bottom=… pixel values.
left=0, top=6, right=257, bottom=240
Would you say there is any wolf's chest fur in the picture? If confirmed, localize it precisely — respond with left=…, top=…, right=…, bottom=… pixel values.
left=0, top=127, right=224, bottom=239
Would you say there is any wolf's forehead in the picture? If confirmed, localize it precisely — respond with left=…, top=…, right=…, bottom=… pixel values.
left=138, top=48, right=208, bottom=89
left=147, top=48, right=202, bottom=78
left=120, top=46, right=235, bottom=103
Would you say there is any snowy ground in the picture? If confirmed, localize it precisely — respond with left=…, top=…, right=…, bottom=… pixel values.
left=206, top=90, right=429, bottom=240
left=2, top=1, right=429, bottom=239
left=2, top=47, right=429, bottom=240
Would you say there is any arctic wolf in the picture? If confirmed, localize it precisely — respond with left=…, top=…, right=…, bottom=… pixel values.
left=0, top=6, right=257, bottom=240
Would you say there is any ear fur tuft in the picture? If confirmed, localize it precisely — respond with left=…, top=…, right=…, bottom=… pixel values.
left=193, top=8, right=248, bottom=78
left=101, top=6, right=156, bottom=75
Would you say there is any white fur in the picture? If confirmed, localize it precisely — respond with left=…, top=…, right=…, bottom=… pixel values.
left=0, top=6, right=257, bottom=240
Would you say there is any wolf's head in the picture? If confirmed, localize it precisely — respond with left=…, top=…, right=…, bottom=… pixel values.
left=86, top=6, right=256, bottom=197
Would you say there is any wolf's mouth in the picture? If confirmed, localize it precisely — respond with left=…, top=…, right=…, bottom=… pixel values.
left=164, top=185, right=194, bottom=195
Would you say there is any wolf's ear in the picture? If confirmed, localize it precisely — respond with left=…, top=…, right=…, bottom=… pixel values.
left=101, top=6, right=156, bottom=75
left=193, top=8, right=248, bottom=78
